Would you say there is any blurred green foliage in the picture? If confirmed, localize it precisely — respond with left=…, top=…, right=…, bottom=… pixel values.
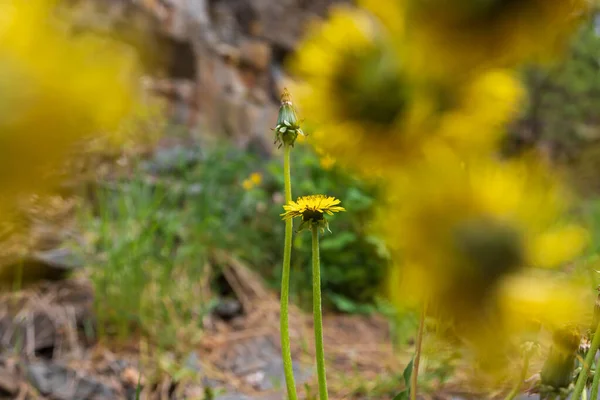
left=186, top=142, right=389, bottom=312
left=84, top=139, right=389, bottom=340
left=84, top=174, right=208, bottom=350
left=509, top=14, right=600, bottom=163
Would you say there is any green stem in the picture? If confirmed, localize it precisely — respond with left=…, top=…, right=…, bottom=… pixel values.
left=504, top=351, right=532, bottom=400
left=591, top=344, right=600, bottom=399
left=280, top=145, right=298, bottom=400
left=311, top=226, right=328, bottom=400
left=411, top=305, right=426, bottom=400
left=573, top=321, right=600, bottom=399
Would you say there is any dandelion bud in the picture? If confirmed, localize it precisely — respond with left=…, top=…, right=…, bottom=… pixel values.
left=273, top=88, right=304, bottom=148
left=540, top=326, right=581, bottom=393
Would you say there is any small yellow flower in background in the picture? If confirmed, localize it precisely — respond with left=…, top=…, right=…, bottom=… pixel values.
left=290, top=6, right=525, bottom=178
left=242, top=172, right=262, bottom=190
left=249, top=172, right=262, bottom=185
left=314, top=146, right=336, bottom=170
left=319, top=154, right=336, bottom=170
left=242, top=179, right=253, bottom=191
left=281, top=195, right=345, bottom=233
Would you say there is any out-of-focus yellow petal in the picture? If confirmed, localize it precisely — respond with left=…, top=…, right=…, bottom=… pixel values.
left=529, top=225, right=590, bottom=268
left=498, top=273, right=593, bottom=332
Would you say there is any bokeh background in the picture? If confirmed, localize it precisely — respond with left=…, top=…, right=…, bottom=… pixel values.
left=2, top=1, right=600, bottom=399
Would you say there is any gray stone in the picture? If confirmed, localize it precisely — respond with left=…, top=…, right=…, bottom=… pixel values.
left=257, top=359, right=311, bottom=391
left=239, top=39, right=271, bottom=71
left=143, top=145, right=202, bottom=175
left=0, top=366, right=19, bottom=396
left=26, top=361, right=116, bottom=400
left=213, top=298, right=243, bottom=321
left=0, top=247, right=84, bottom=284
left=32, top=248, right=84, bottom=272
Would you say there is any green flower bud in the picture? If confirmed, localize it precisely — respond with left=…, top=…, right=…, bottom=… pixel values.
left=273, top=88, right=304, bottom=148
left=540, top=326, right=581, bottom=393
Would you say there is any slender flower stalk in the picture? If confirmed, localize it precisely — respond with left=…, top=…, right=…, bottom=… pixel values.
left=274, top=89, right=303, bottom=400
left=570, top=323, right=598, bottom=399
left=411, top=305, right=426, bottom=400
left=311, top=226, right=328, bottom=400
left=280, top=144, right=297, bottom=400
left=281, top=194, right=345, bottom=399
left=590, top=363, right=600, bottom=400
left=504, top=343, right=536, bottom=400
left=590, top=291, right=600, bottom=400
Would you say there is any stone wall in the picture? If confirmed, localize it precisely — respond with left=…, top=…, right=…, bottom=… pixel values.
left=72, top=0, right=348, bottom=153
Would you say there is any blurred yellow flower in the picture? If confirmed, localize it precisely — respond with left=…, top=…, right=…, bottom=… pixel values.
left=357, top=0, right=405, bottom=37
left=242, top=173, right=262, bottom=190
left=290, top=7, right=524, bottom=177
left=281, top=195, right=345, bottom=232
left=242, top=179, right=253, bottom=191
left=398, top=0, right=590, bottom=79
left=380, top=153, right=588, bottom=348
left=0, top=0, right=140, bottom=208
left=319, top=154, right=336, bottom=170
left=498, top=273, right=592, bottom=333
left=249, top=172, right=262, bottom=185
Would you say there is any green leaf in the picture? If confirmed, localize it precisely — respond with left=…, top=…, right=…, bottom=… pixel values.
left=392, top=357, right=415, bottom=400
left=329, top=293, right=376, bottom=314
left=319, top=231, right=356, bottom=250
left=392, top=390, right=409, bottom=400
left=403, top=357, right=414, bottom=387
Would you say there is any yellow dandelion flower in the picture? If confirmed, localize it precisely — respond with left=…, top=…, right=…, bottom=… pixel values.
left=281, top=195, right=345, bottom=232
left=357, top=0, right=406, bottom=38
left=0, top=0, right=139, bottom=207
left=380, top=153, right=588, bottom=350
left=319, top=154, right=336, bottom=170
left=249, top=172, right=263, bottom=185
left=290, top=6, right=524, bottom=177
left=398, top=0, right=590, bottom=79
left=242, top=179, right=253, bottom=191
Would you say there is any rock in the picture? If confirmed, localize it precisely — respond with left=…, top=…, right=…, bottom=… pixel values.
left=26, top=361, right=116, bottom=400
left=239, top=39, right=271, bottom=71
left=249, top=88, right=269, bottom=105
left=32, top=248, right=84, bottom=272
left=215, top=334, right=312, bottom=395
left=0, top=247, right=84, bottom=285
left=0, top=366, right=19, bottom=396
left=217, top=93, right=246, bottom=144
left=258, top=360, right=311, bottom=391
left=143, top=145, right=202, bottom=175
left=0, top=279, right=94, bottom=356
left=213, top=299, right=243, bottom=321
left=184, top=351, right=203, bottom=373
left=121, top=366, right=145, bottom=387
left=242, top=100, right=277, bottom=152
